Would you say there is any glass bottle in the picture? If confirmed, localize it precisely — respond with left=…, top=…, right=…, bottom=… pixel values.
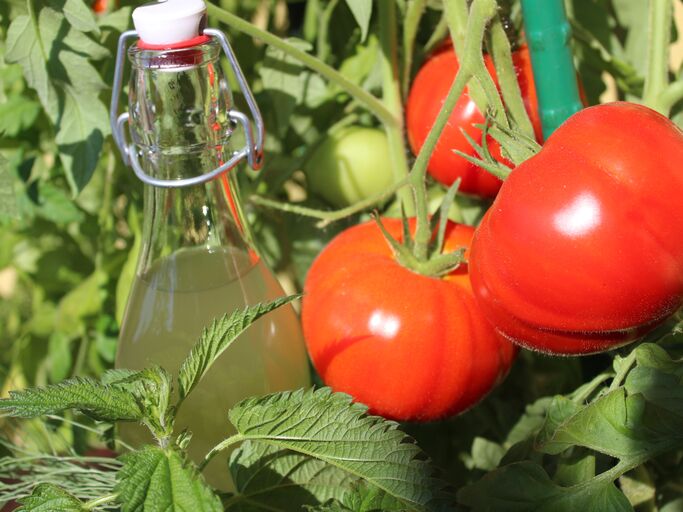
left=113, top=33, right=311, bottom=490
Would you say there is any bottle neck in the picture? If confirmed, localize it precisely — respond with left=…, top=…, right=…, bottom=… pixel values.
left=129, top=40, right=257, bottom=280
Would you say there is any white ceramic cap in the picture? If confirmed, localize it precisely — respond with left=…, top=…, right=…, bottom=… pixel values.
left=132, top=0, right=207, bottom=46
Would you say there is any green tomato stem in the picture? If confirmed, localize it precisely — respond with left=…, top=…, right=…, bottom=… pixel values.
left=249, top=176, right=412, bottom=227
left=316, top=0, right=339, bottom=62
left=488, top=17, right=536, bottom=139
left=658, top=78, right=683, bottom=114
left=378, top=0, right=414, bottom=212
left=206, top=3, right=398, bottom=127
left=643, top=0, right=673, bottom=114
left=402, top=0, right=428, bottom=98
left=608, top=350, right=637, bottom=392
left=410, top=0, right=499, bottom=262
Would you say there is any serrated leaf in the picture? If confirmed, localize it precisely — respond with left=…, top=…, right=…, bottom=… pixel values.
left=344, top=0, right=372, bottom=42
left=115, top=446, right=222, bottom=512
left=457, top=461, right=632, bottom=512
left=177, top=295, right=300, bottom=399
left=98, top=6, right=133, bottom=31
left=624, top=343, right=683, bottom=415
left=226, top=441, right=357, bottom=511
left=228, top=388, right=446, bottom=511
left=17, top=483, right=86, bottom=512
left=0, top=376, right=143, bottom=421
left=0, top=95, right=41, bottom=136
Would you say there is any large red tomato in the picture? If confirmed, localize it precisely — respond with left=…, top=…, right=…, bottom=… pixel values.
left=302, top=219, right=517, bottom=421
left=406, top=43, right=542, bottom=198
left=470, top=102, right=683, bottom=355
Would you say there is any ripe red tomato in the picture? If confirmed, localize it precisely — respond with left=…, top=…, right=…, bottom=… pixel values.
left=406, top=43, right=542, bottom=198
left=470, top=102, right=683, bottom=355
left=302, top=218, right=517, bottom=421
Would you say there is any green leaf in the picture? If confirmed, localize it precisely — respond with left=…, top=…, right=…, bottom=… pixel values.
left=228, top=388, right=446, bottom=511
left=537, top=389, right=683, bottom=461
left=115, top=446, right=222, bottom=512
left=226, top=440, right=357, bottom=510
left=457, top=461, right=632, bottom=512
left=47, top=331, right=73, bottom=383
left=0, top=94, right=41, bottom=136
left=625, top=343, right=683, bottom=415
left=55, top=269, right=107, bottom=336
left=36, top=182, right=85, bottom=224
left=259, top=39, right=311, bottom=137
left=98, top=6, right=133, bottom=32
left=468, top=437, right=505, bottom=471
left=17, top=483, right=86, bottom=512
left=59, top=0, right=99, bottom=33
left=177, top=295, right=300, bottom=399
left=55, top=87, right=109, bottom=194
left=0, top=156, right=19, bottom=222
left=116, top=207, right=141, bottom=326
left=0, top=376, right=143, bottom=421
left=344, top=0, right=372, bottom=42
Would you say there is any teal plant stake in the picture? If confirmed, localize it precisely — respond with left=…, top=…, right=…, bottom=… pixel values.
left=521, top=0, right=583, bottom=138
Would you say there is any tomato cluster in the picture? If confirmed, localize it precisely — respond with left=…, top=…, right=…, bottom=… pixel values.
left=302, top=219, right=517, bottom=422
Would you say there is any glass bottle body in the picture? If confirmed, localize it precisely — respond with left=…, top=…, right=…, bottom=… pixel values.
left=116, top=40, right=310, bottom=490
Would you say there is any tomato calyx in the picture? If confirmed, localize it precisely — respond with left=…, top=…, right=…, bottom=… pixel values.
left=371, top=181, right=467, bottom=279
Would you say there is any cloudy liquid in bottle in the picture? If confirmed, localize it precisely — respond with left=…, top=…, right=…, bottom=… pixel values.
left=116, top=247, right=310, bottom=489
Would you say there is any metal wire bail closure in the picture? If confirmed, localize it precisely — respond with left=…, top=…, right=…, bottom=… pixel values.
left=110, top=28, right=265, bottom=188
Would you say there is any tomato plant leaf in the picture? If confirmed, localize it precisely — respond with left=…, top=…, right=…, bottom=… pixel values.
left=17, top=483, right=87, bottom=512
left=0, top=95, right=41, bottom=137
left=115, top=446, right=222, bottom=512
left=0, top=376, right=143, bottom=421
left=58, top=0, right=99, bottom=34
left=177, top=295, right=300, bottom=400
left=457, top=461, right=633, bottom=512
left=98, top=7, right=133, bottom=32
left=228, top=388, right=448, bottom=511
left=344, top=0, right=372, bottom=42
left=226, top=440, right=357, bottom=510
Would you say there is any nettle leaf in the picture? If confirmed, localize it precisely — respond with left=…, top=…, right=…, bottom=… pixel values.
left=0, top=376, right=143, bottom=422
left=115, top=446, right=222, bottom=512
left=226, top=441, right=356, bottom=511
left=17, top=483, right=86, bottom=512
left=5, top=6, right=110, bottom=193
left=344, top=0, right=372, bottom=42
left=457, top=461, right=632, bottom=512
left=228, top=388, right=446, bottom=511
left=178, top=295, right=300, bottom=399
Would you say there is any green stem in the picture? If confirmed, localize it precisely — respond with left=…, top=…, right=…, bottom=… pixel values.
left=643, top=0, right=672, bottom=113
left=249, top=176, right=411, bottom=227
left=378, top=0, right=414, bottom=213
left=402, top=0, right=428, bottom=98
left=206, top=3, right=397, bottom=127
left=411, top=0, right=499, bottom=261
left=488, top=17, right=535, bottom=138
left=316, top=0, right=339, bottom=62
left=609, top=351, right=637, bottom=392
left=658, top=78, right=683, bottom=114
left=199, top=433, right=245, bottom=471
left=84, top=494, right=118, bottom=510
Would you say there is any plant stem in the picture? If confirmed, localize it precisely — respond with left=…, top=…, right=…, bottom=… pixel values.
left=643, top=0, right=673, bottom=114
left=411, top=0, right=499, bottom=261
left=609, top=350, right=637, bottom=392
left=249, top=176, right=411, bottom=227
left=378, top=0, right=414, bottom=212
left=84, top=494, right=118, bottom=510
left=199, top=433, right=245, bottom=471
left=488, top=17, right=536, bottom=138
left=658, top=78, right=683, bottom=114
left=402, top=0, right=428, bottom=98
left=316, top=0, right=339, bottom=62
left=206, top=3, right=398, bottom=127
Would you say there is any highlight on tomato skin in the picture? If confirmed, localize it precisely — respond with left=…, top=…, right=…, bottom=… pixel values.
left=469, top=102, right=683, bottom=356
left=301, top=218, right=517, bottom=422
left=405, top=42, right=542, bottom=198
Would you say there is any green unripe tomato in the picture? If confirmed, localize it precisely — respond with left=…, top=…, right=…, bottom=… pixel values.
left=305, top=126, right=395, bottom=207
